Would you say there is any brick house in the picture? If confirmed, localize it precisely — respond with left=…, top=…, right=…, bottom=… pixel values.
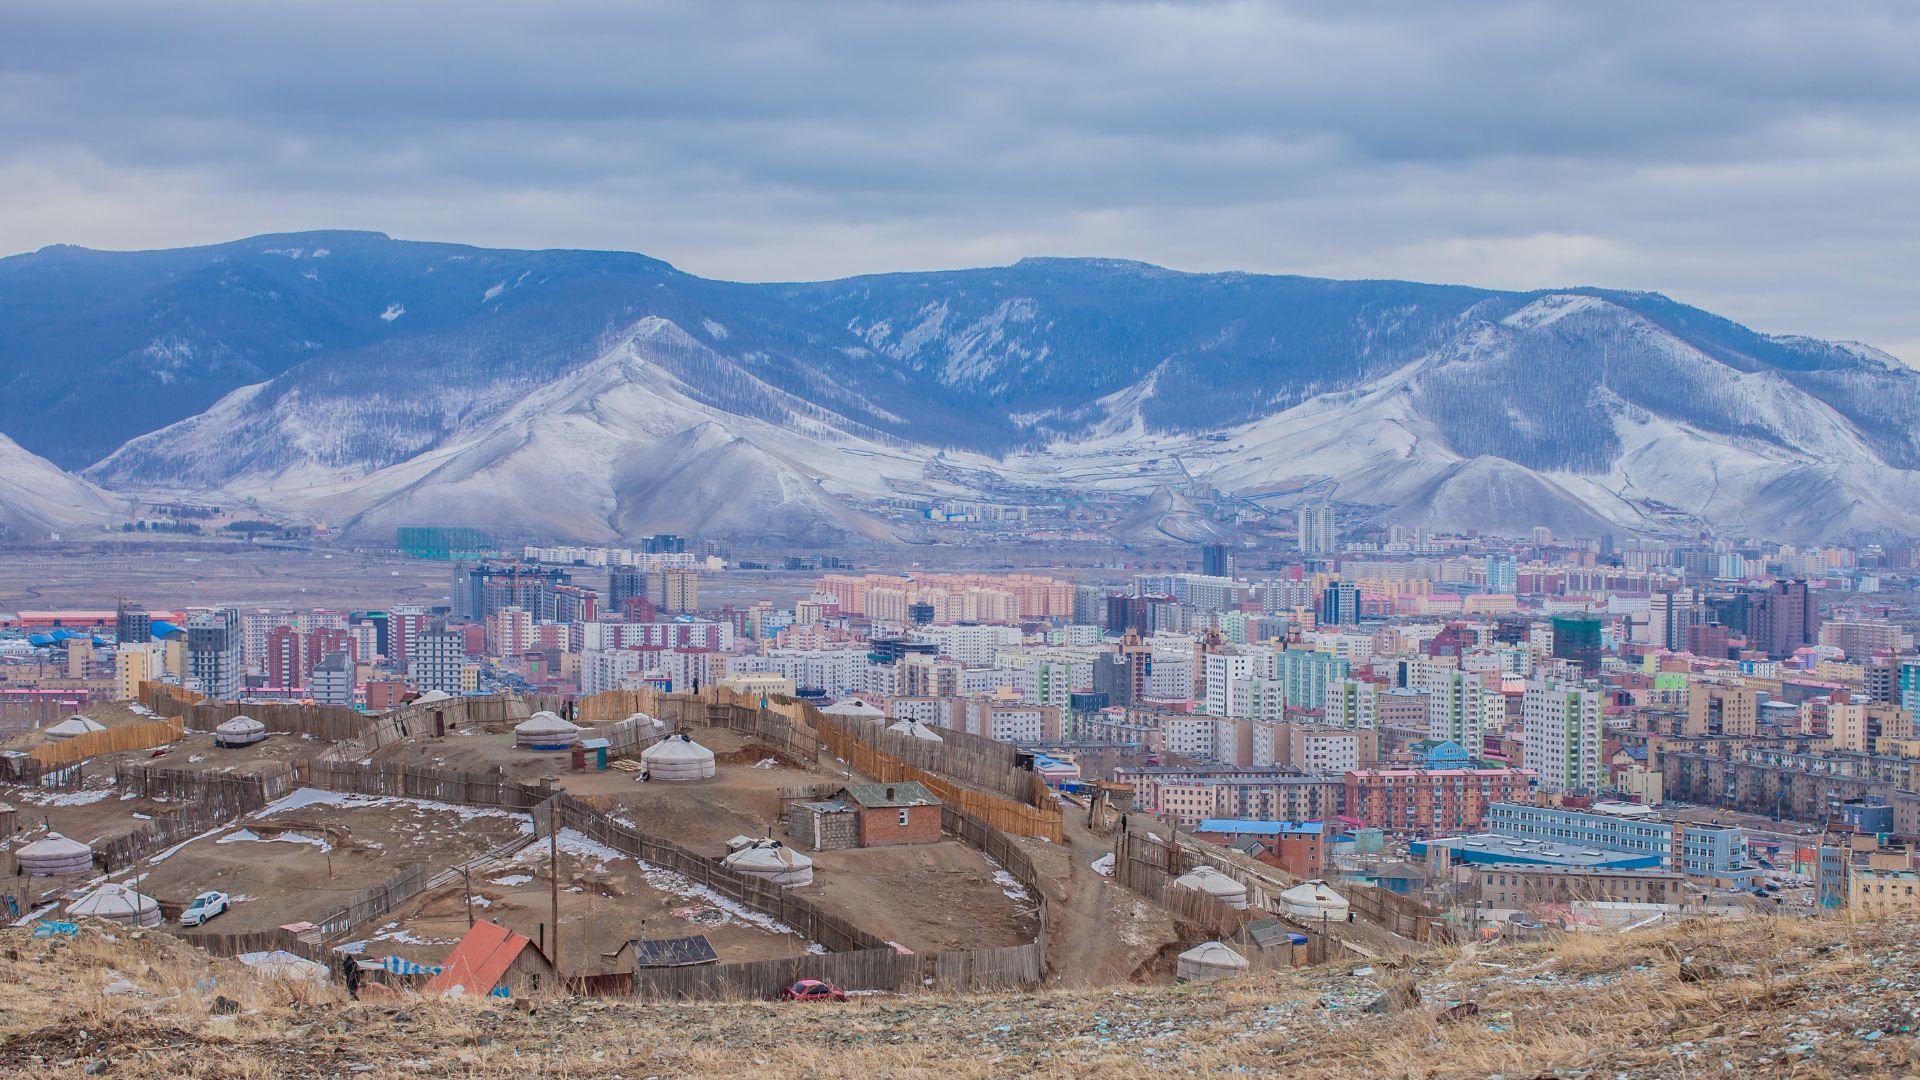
left=844, top=782, right=942, bottom=846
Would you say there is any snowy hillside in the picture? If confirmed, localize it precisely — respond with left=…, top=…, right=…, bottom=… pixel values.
left=4, top=232, right=1919, bottom=543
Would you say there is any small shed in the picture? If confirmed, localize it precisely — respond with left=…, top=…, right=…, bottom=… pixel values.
left=17, top=833, right=93, bottom=876
left=786, top=798, right=859, bottom=851
left=723, top=841, right=815, bottom=887
left=214, top=715, right=267, bottom=748
left=425, top=919, right=557, bottom=997
left=1279, top=879, right=1351, bottom=921
left=640, top=733, right=716, bottom=780
left=608, top=934, right=720, bottom=969
left=45, top=715, right=106, bottom=741
left=67, top=883, right=162, bottom=928
left=841, top=782, right=942, bottom=847
left=1175, top=940, right=1249, bottom=982
left=514, top=711, right=582, bottom=751
left=1171, top=865, right=1249, bottom=910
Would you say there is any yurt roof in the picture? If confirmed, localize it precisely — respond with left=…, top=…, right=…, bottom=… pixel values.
left=642, top=734, right=715, bottom=762
left=19, top=833, right=91, bottom=858
left=885, top=719, right=943, bottom=740
left=413, top=690, right=453, bottom=703
left=515, top=711, right=582, bottom=736
left=1174, top=866, right=1245, bottom=895
left=69, top=883, right=159, bottom=917
left=47, top=715, right=106, bottom=735
left=725, top=844, right=814, bottom=870
left=1280, top=880, right=1350, bottom=906
left=622, top=712, right=664, bottom=727
left=821, top=698, right=884, bottom=717
left=216, top=715, right=265, bottom=735
left=1178, top=941, right=1248, bottom=966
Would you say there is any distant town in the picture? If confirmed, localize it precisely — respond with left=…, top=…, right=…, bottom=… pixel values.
left=1, top=513, right=1914, bottom=1010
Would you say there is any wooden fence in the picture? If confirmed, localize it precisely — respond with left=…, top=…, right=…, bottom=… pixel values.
left=1345, top=883, right=1451, bottom=944
left=625, top=947, right=920, bottom=1001
left=311, top=864, right=433, bottom=941
left=28, top=717, right=186, bottom=767
left=299, top=760, right=551, bottom=810
left=1110, top=830, right=1249, bottom=939
left=816, top=722, right=1064, bottom=841
left=543, top=793, right=886, bottom=955
left=94, top=765, right=284, bottom=871
left=933, top=941, right=1044, bottom=990
left=179, top=927, right=332, bottom=967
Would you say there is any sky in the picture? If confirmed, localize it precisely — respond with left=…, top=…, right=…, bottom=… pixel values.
left=5, top=1, right=1919, bottom=360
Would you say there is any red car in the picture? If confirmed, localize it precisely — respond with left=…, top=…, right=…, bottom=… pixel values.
left=782, top=978, right=847, bottom=1002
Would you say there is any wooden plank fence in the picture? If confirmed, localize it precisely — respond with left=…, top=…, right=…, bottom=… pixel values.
left=816, top=723, right=1064, bottom=841
left=626, top=947, right=919, bottom=1001
left=1110, top=830, right=1250, bottom=940
left=94, top=765, right=284, bottom=872
left=299, top=761, right=551, bottom=809
left=29, top=717, right=186, bottom=767
left=311, top=864, right=432, bottom=941
left=1345, top=883, right=1451, bottom=944
left=179, top=927, right=333, bottom=967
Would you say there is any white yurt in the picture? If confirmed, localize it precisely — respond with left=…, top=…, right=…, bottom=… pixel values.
left=621, top=711, right=667, bottom=734
left=243, top=950, right=332, bottom=983
left=214, top=714, right=268, bottom=748
left=820, top=698, right=885, bottom=720
left=514, top=711, right=582, bottom=751
left=67, top=883, right=162, bottom=928
left=1171, top=865, right=1249, bottom=910
left=1279, top=879, right=1351, bottom=921
left=413, top=689, right=454, bottom=704
left=45, top=715, right=106, bottom=741
left=17, top=833, right=93, bottom=876
left=640, top=733, right=716, bottom=780
left=722, top=841, right=815, bottom=887
left=885, top=718, right=944, bottom=741
left=1176, top=940, right=1250, bottom=982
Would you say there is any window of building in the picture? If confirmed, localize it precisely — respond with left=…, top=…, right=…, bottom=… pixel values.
left=898, top=809, right=910, bottom=827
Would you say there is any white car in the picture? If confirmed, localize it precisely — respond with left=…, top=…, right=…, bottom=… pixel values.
left=179, top=891, right=229, bottom=927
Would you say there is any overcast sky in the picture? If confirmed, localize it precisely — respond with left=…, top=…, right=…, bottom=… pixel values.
left=5, top=1, right=1918, bottom=359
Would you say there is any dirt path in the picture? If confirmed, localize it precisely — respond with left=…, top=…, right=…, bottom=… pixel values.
left=1034, top=812, right=1178, bottom=986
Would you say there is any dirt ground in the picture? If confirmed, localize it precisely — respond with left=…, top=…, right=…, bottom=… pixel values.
left=370, top=829, right=814, bottom=974
left=803, top=842, right=1040, bottom=953
left=1014, top=810, right=1182, bottom=987
left=132, top=792, right=532, bottom=935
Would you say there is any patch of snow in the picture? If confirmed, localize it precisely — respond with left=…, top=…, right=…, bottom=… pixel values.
left=489, top=874, right=532, bottom=887
left=334, top=940, right=368, bottom=955
left=701, top=318, right=729, bottom=340
left=483, top=281, right=506, bottom=302
left=15, top=788, right=112, bottom=807
left=380, top=303, right=405, bottom=322
left=218, top=828, right=331, bottom=852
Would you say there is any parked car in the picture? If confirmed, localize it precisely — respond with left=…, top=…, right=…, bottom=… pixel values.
left=180, top=891, right=230, bottom=927
left=782, top=978, right=847, bottom=1002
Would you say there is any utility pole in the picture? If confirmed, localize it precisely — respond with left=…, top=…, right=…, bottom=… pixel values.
left=463, top=865, right=474, bottom=927
left=548, top=801, right=561, bottom=967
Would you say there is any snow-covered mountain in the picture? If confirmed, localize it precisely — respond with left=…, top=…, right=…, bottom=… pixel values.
left=4, top=231, right=1918, bottom=544
left=0, top=432, right=121, bottom=540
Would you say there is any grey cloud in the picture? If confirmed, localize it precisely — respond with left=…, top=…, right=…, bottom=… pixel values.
left=2, top=0, right=1918, bottom=356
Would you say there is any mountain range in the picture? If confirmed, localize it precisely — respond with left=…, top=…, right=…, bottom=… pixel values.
left=2, top=229, right=1916, bottom=545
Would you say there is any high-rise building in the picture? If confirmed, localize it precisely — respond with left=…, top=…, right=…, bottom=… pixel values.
left=1201, top=543, right=1232, bottom=579
left=114, top=644, right=160, bottom=702
left=1648, top=589, right=1702, bottom=652
left=466, top=564, right=575, bottom=622
left=1318, top=581, right=1361, bottom=627
left=1277, top=647, right=1351, bottom=710
left=608, top=564, right=646, bottom=615
left=266, top=625, right=304, bottom=689
left=1747, top=579, right=1819, bottom=659
left=1428, top=670, right=1484, bottom=751
left=311, top=650, right=354, bottom=706
left=1522, top=678, right=1603, bottom=795
left=185, top=609, right=242, bottom=700
left=409, top=622, right=467, bottom=694
left=1298, top=504, right=1337, bottom=556
left=1484, top=555, right=1518, bottom=594
left=1324, top=677, right=1377, bottom=728
left=114, top=600, right=151, bottom=646
left=650, top=568, right=699, bottom=614
left=1902, top=660, right=1920, bottom=715
left=1550, top=614, right=1603, bottom=675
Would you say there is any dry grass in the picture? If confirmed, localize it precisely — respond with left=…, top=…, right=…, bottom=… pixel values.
left=3, top=912, right=1918, bottom=1077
